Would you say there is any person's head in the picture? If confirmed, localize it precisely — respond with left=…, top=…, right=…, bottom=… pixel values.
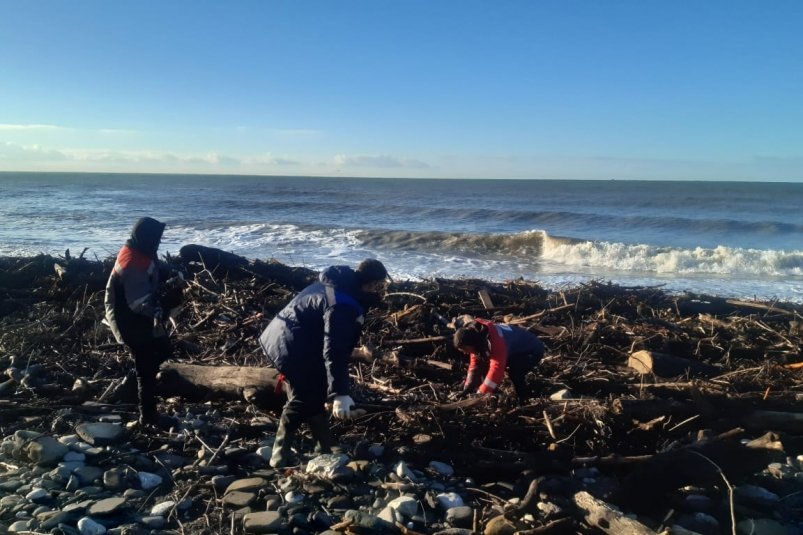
left=127, top=217, right=165, bottom=257
left=453, top=321, right=490, bottom=356
left=355, top=258, right=390, bottom=308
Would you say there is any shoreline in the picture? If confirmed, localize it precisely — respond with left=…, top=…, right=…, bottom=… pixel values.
left=1, top=247, right=802, bottom=534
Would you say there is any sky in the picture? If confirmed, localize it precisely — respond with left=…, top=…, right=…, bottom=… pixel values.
left=1, top=1, right=802, bottom=180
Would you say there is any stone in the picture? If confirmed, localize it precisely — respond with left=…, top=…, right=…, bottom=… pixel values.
left=88, top=497, right=126, bottom=515
left=103, top=467, right=136, bottom=490
left=64, top=451, right=86, bottom=462
left=212, top=475, right=238, bottom=491
left=75, top=423, right=124, bottom=447
left=136, top=471, right=162, bottom=490
left=428, top=461, right=454, bottom=477
left=8, top=520, right=32, bottom=533
left=150, top=500, right=176, bottom=516
left=243, top=511, right=283, bottom=533
left=139, top=516, right=165, bottom=529
left=74, top=466, right=104, bottom=485
left=255, top=446, right=272, bottom=460
left=437, top=492, right=464, bottom=509
left=343, top=509, right=395, bottom=533
left=386, top=496, right=418, bottom=518
left=305, top=453, right=349, bottom=478
left=284, top=491, right=304, bottom=504
left=77, top=517, right=107, bottom=535
left=55, top=460, right=86, bottom=478
left=684, top=494, right=714, bottom=512
left=223, top=491, right=256, bottom=508
left=327, top=495, right=353, bottom=510
left=368, top=444, right=385, bottom=458
left=378, top=505, right=404, bottom=524
left=224, top=477, right=268, bottom=495
left=0, top=479, right=23, bottom=492
left=40, top=510, right=73, bottom=530
left=25, top=488, right=49, bottom=502
left=736, top=518, right=794, bottom=535
left=25, top=435, right=70, bottom=466
left=394, top=461, right=417, bottom=481
left=735, top=485, right=780, bottom=508
left=445, top=506, right=473, bottom=528
left=676, top=512, right=720, bottom=535
left=484, top=514, right=519, bottom=535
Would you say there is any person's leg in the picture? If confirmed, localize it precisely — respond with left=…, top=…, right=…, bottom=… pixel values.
left=130, top=340, right=160, bottom=425
left=271, top=378, right=302, bottom=468
left=270, top=363, right=328, bottom=467
left=508, top=351, right=540, bottom=402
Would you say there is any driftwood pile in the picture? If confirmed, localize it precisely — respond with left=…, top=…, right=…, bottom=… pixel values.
left=1, top=246, right=802, bottom=535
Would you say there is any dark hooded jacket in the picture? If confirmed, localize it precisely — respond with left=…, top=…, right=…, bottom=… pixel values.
left=104, top=217, right=166, bottom=344
left=259, top=265, right=365, bottom=398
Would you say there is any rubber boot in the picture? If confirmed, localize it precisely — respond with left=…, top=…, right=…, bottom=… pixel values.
left=270, top=419, right=299, bottom=468
left=308, top=413, right=333, bottom=454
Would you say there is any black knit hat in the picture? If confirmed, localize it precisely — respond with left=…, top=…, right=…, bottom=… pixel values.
left=355, top=258, right=390, bottom=284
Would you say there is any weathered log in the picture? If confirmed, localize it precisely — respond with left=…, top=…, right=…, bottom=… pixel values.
left=627, top=350, right=719, bottom=378
left=158, top=362, right=285, bottom=409
left=572, top=491, right=656, bottom=535
left=742, top=410, right=803, bottom=434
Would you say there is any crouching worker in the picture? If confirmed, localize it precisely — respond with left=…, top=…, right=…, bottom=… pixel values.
left=259, top=259, right=390, bottom=468
left=105, top=217, right=181, bottom=427
left=454, top=319, right=545, bottom=402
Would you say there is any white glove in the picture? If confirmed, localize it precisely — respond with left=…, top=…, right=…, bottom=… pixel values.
left=332, top=395, right=355, bottom=420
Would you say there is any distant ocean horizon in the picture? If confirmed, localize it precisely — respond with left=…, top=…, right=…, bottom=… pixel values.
left=2, top=171, right=802, bottom=303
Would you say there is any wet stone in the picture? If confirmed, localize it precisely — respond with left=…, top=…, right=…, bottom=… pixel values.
left=212, top=474, right=238, bottom=491
left=75, top=423, right=124, bottom=447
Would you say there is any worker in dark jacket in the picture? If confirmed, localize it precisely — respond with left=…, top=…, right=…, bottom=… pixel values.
left=453, top=318, right=544, bottom=401
left=260, top=259, right=389, bottom=468
left=105, top=217, right=179, bottom=426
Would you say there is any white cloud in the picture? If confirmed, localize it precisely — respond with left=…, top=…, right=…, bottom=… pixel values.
left=243, top=152, right=299, bottom=166
left=333, top=154, right=430, bottom=169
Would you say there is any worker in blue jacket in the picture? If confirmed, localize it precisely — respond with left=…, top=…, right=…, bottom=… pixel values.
left=259, top=258, right=390, bottom=468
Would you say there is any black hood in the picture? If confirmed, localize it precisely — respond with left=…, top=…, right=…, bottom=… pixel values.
left=126, top=217, right=165, bottom=257
left=319, top=265, right=359, bottom=293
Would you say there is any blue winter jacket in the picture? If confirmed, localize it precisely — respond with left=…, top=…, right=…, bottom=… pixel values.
left=259, top=266, right=365, bottom=398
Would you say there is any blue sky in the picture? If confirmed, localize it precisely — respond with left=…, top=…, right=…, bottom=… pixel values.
left=1, top=1, right=801, bottom=180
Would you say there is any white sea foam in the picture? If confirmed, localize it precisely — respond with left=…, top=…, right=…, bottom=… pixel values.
left=541, top=233, right=803, bottom=277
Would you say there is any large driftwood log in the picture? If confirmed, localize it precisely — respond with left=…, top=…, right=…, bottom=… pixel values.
left=158, top=363, right=285, bottom=410
left=628, top=350, right=719, bottom=378
left=572, top=491, right=656, bottom=535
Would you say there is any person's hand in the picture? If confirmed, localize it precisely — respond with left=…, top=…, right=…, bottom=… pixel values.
left=332, top=395, right=355, bottom=419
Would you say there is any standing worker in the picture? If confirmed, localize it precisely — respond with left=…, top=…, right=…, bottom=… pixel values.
left=260, top=259, right=390, bottom=468
left=453, top=318, right=545, bottom=401
left=104, top=217, right=181, bottom=427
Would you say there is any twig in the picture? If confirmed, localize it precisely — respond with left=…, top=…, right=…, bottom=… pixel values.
left=690, top=451, right=736, bottom=535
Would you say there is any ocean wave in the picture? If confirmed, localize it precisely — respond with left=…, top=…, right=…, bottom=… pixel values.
left=541, top=234, right=803, bottom=277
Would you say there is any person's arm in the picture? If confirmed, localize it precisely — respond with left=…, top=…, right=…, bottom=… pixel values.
left=478, top=343, right=507, bottom=394
left=464, top=354, right=482, bottom=392
left=322, top=303, right=361, bottom=398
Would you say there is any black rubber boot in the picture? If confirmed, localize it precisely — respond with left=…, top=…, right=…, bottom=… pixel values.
left=270, top=419, right=299, bottom=468
left=308, top=412, right=333, bottom=454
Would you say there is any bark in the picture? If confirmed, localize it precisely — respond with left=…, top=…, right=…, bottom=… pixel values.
left=158, top=362, right=285, bottom=410
left=572, top=491, right=656, bottom=535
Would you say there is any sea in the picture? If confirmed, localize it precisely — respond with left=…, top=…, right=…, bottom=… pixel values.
left=2, top=172, right=802, bottom=303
